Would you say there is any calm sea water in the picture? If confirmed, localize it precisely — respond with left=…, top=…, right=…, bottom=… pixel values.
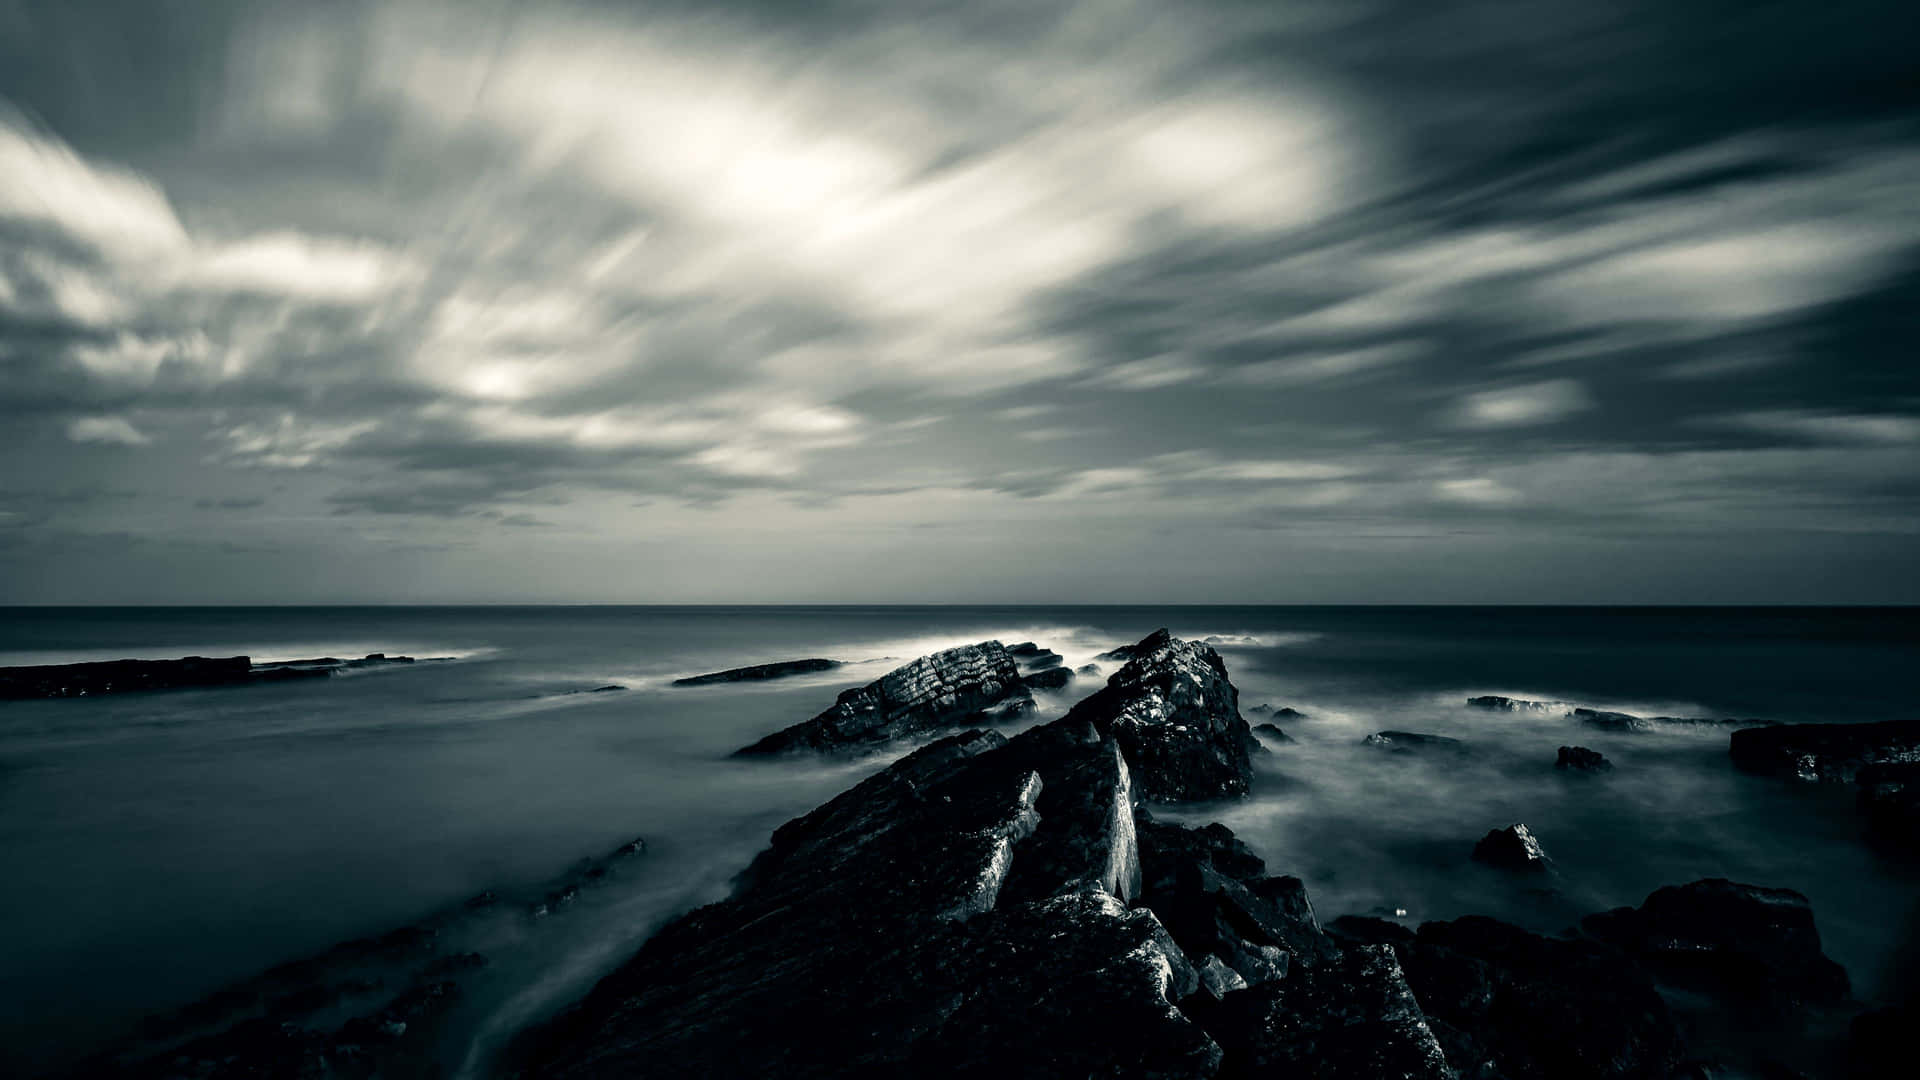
left=2, top=606, right=1917, bottom=1075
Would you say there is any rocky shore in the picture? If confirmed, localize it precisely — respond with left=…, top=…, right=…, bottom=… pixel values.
left=79, top=629, right=1910, bottom=1078
left=502, top=630, right=1882, bottom=1079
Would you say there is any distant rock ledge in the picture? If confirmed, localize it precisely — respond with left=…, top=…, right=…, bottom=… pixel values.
left=671, top=658, right=842, bottom=686
left=0, top=653, right=424, bottom=699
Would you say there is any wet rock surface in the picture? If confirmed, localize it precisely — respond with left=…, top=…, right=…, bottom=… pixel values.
left=671, top=657, right=841, bottom=685
left=733, top=640, right=1034, bottom=756
left=1557, top=745, right=1612, bottom=772
left=1057, top=629, right=1256, bottom=802
left=1472, top=824, right=1550, bottom=871
left=1730, top=718, right=1920, bottom=783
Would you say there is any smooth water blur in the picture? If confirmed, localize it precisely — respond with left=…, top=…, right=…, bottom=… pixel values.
left=1, top=606, right=1916, bottom=1075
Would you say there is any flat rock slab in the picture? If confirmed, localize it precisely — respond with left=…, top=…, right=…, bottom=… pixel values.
left=671, top=658, right=841, bottom=686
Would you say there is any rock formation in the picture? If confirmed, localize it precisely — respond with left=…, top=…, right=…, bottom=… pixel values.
left=1364, top=731, right=1467, bottom=754
left=1557, top=745, right=1612, bottom=772
left=1729, top=717, right=1920, bottom=783
left=1021, top=665, right=1073, bottom=691
left=513, top=706, right=1455, bottom=1079
left=1582, top=878, right=1850, bottom=1017
left=1252, top=722, right=1294, bottom=744
left=1467, top=696, right=1768, bottom=732
left=1472, top=824, right=1549, bottom=871
left=671, top=658, right=841, bottom=686
left=0, top=653, right=425, bottom=699
left=1055, top=629, right=1256, bottom=801
left=733, top=641, right=1034, bottom=756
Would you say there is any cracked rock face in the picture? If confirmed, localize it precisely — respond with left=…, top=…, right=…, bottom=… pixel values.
left=734, top=640, right=1034, bottom=756
left=1062, top=629, right=1256, bottom=802
left=513, top=721, right=1221, bottom=1078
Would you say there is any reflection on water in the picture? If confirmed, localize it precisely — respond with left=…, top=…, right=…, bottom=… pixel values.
left=0, top=606, right=1914, bottom=1075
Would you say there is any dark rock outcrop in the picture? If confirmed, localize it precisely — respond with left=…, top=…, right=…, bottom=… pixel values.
left=1020, top=650, right=1064, bottom=671
left=0, top=653, right=428, bottom=698
left=1134, top=814, right=1340, bottom=995
left=0, top=655, right=256, bottom=698
left=1393, top=916, right=1683, bottom=1080
left=1057, top=629, right=1255, bottom=802
left=1252, top=723, right=1294, bottom=744
left=1557, top=745, right=1612, bottom=772
left=1249, top=705, right=1306, bottom=719
left=1077, top=663, right=1102, bottom=676
left=1365, top=731, right=1467, bottom=754
left=1187, top=944, right=1457, bottom=1080
left=1472, top=824, right=1549, bottom=871
left=1582, top=879, right=1850, bottom=1017
left=1468, top=696, right=1559, bottom=712
left=1021, top=665, right=1073, bottom=691
left=1730, top=718, right=1920, bottom=783
left=1858, top=762, right=1920, bottom=854
left=733, top=641, right=1033, bottom=756
left=1468, top=697, right=1768, bottom=732
left=672, top=658, right=841, bottom=686
left=513, top=722, right=1224, bottom=1078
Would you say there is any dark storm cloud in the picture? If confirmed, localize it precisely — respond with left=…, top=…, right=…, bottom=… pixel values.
left=0, top=0, right=1916, bottom=601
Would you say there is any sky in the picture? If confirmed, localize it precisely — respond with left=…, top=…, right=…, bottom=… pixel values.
left=1, top=0, right=1916, bottom=604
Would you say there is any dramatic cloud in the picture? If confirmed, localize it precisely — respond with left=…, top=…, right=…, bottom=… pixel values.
left=0, top=0, right=1916, bottom=601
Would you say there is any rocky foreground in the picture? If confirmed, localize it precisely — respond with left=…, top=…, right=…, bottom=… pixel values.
left=503, top=630, right=1893, bottom=1079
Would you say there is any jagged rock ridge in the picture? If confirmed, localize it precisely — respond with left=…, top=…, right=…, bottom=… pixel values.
left=733, top=640, right=1034, bottom=756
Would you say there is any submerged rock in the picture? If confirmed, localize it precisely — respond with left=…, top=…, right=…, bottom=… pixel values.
left=1365, top=731, right=1467, bottom=754
left=1858, top=762, right=1920, bottom=855
left=1058, top=629, right=1255, bottom=802
left=1557, top=745, right=1612, bottom=772
left=672, top=658, right=841, bottom=686
left=1582, top=879, right=1850, bottom=1017
left=733, top=641, right=1033, bottom=756
left=1472, top=824, right=1549, bottom=871
left=1021, top=665, right=1073, bottom=691
left=1730, top=718, right=1920, bottom=783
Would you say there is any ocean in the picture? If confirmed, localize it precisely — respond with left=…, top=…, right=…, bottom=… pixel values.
left=2, top=606, right=1916, bottom=1076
